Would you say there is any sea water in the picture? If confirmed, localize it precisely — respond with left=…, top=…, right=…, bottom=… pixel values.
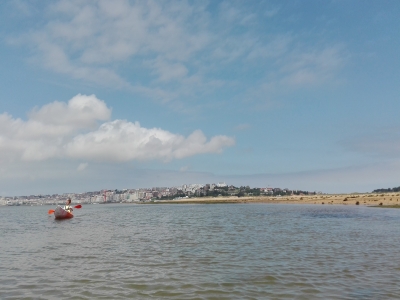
left=1, top=203, right=400, bottom=299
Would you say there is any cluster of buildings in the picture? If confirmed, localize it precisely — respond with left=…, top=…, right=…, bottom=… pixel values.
left=0, top=182, right=318, bottom=206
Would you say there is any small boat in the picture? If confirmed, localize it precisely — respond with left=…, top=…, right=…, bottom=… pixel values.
left=54, top=206, right=73, bottom=220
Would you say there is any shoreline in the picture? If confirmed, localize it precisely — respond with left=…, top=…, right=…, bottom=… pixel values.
left=141, top=193, right=400, bottom=207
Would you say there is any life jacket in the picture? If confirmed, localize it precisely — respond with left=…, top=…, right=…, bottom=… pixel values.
left=64, top=205, right=72, bottom=212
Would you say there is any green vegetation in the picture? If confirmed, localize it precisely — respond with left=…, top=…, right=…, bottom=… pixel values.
left=372, top=186, right=400, bottom=193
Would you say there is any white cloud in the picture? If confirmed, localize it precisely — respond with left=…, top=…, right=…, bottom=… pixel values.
left=247, top=35, right=292, bottom=60
left=0, top=94, right=110, bottom=141
left=341, top=128, right=400, bottom=158
left=0, top=94, right=235, bottom=163
left=29, top=94, right=111, bottom=130
left=66, top=121, right=235, bottom=162
left=180, top=165, right=190, bottom=172
left=77, top=162, right=88, bottom=171
left=23, top=0, right=211, bottom=87
left=241, top=44, right=347, bottom=107
left=0, top=94, right=111, bottom=161
left=280, top=45, right=346, bottom=86
left=148, top=57, right=189, bottom=82
left=234, top=124, right=251, bottom=131
left=12, top=0, right=33, bottom=16
left=265, top=8, right=279, bottom=18
left=11, top=1, right=348, bottom=107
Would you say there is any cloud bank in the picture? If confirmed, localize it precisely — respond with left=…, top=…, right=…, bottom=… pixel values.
left=2, top=160, right=398, bottom=196
left=341, top=128, right=400, bottom=158
left=0, top=94, right=235, bottom=163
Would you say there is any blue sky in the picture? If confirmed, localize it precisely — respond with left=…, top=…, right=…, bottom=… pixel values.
left=0, top=0, right=399, bottom=195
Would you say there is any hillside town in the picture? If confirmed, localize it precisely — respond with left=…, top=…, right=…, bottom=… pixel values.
left=0, top=182, right=318, bottom=206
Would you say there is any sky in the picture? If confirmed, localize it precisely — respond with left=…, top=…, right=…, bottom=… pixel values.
left=0, top=0, right=399, bottom=196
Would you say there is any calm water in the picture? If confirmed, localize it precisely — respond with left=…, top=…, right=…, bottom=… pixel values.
left=1, top=203, right=400, bottom=299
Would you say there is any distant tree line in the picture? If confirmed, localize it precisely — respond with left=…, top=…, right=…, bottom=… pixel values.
left=372, top=186, right=400, bottom=193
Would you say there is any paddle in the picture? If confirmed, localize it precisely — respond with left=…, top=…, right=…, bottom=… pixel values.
left=48, top=205, right=82, bottom=214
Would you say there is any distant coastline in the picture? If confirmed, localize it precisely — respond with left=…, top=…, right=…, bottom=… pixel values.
left=3, top=191, right=400, bottom=208
left=141, top=193, right=400, bottom=207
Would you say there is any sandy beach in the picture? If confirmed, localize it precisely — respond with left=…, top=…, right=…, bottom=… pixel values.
left=151, top=193, right=400, bottom=207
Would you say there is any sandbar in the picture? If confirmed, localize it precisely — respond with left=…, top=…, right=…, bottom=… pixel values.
left=145, top=193, right=400, bottom=207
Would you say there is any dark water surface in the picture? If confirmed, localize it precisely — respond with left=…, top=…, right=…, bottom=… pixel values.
left=1, top=204, right=400, bottom=299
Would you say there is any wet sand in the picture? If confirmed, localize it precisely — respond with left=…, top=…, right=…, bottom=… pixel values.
left=151, top=193, right=400, bottom=207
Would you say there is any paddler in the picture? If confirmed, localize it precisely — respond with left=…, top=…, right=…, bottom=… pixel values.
left=64, top=198, right=73, bottom=213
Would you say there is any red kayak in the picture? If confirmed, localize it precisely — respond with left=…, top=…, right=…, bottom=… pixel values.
left=54, top=206, right=73, bottom=219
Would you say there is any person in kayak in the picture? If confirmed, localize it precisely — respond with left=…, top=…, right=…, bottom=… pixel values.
left=64, top=198, right=73, bottom=213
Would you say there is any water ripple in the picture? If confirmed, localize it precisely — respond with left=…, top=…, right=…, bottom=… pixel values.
left=1, top=204, right=400, bottom=299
